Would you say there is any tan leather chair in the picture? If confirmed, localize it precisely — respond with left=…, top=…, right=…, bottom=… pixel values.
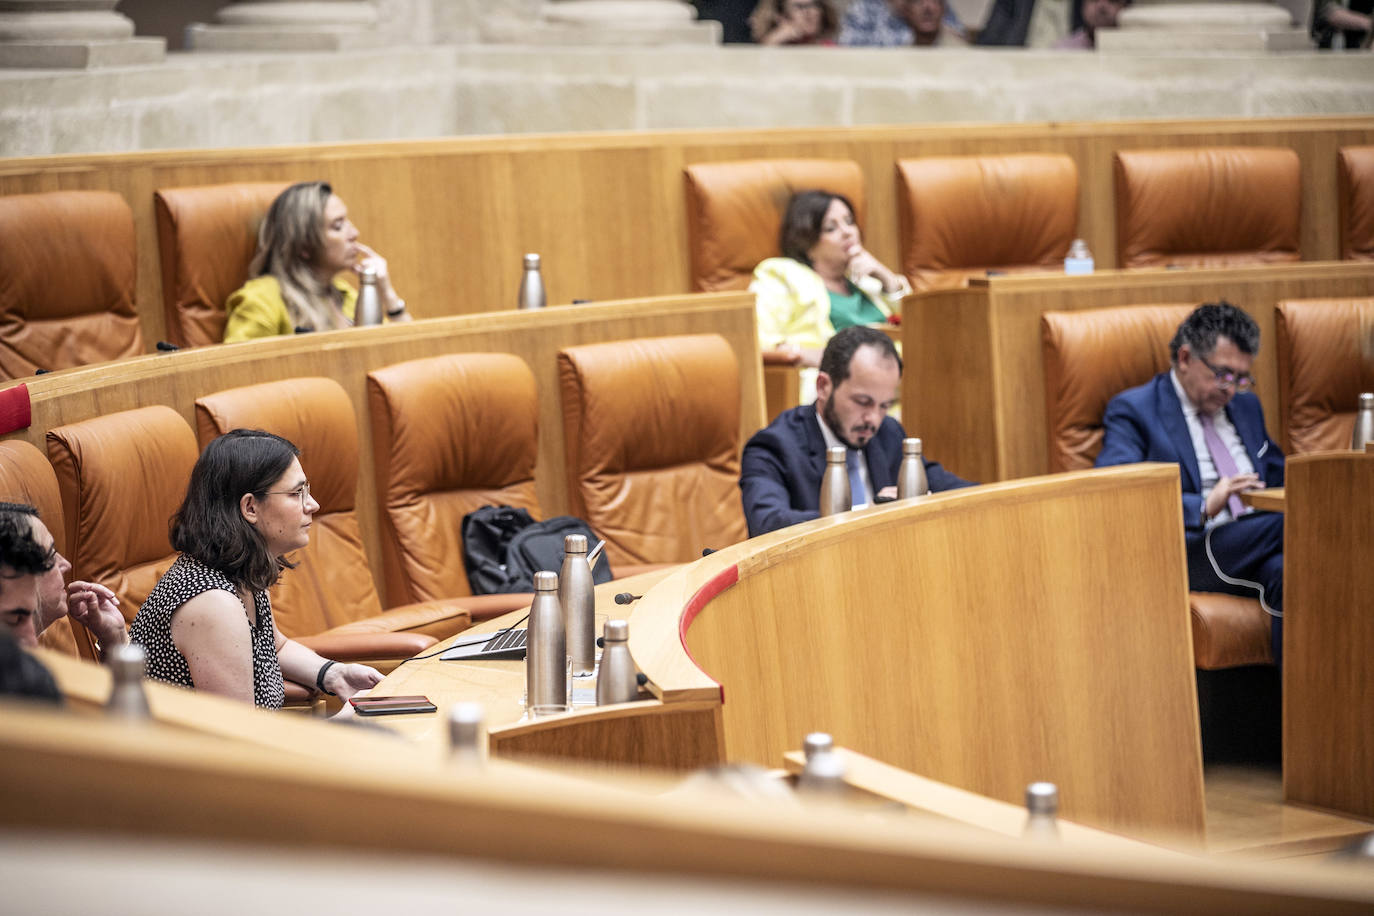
left=896, top=153, right=1078, bottom=292
left=0, top=439, right=93, bottom=659
left=153, top=182, right=288, bottom=348
left=1276, top=297, right=1374, bottom=454
left=367, top=353, right=541, bottom=619
left=0, top=191, right=143, bottom=380
left=1337, top=146, right=1374, bottom=261
left=195, top=377, right=469, bottom=650
left=558, top=334, right=748, bottom=567
left=1113, top=147, right=1301, bottom=270
left=683, top=158, right=866, bottom=292
left=1041, top=305, right=1272, bottom=670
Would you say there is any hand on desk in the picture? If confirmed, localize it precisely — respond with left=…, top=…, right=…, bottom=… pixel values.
left=324, top=662, right=384, bottom=701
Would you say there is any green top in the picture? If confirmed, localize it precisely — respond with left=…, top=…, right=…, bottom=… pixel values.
left=827, top=280, right=887, bottom=331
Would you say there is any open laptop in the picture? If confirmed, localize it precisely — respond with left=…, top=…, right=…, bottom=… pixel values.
left=440, top=626, right=527, bottom=661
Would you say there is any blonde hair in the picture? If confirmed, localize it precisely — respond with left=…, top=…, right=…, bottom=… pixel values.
left=249, top=181, right=349, bottom=332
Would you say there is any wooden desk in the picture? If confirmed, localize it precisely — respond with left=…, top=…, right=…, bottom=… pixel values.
left=1242, top=488, right=1286, bottom=513
left=1284, top=450, right=1374, bottom=819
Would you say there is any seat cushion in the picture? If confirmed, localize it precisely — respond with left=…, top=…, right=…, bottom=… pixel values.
left=1190, top=591, right=1273, bottom=669
left=1276, top=297, right=1374, bottom=454
left=1114, top=147, right=1301, bottom=269
left=559, top=334, right=747, bottom=566
left=897, top=153, right=1078, bottom=292
left=154, top=182, right=288, bottom=348
left=0, top=190, right=143, bottom=379
left=684, top=158, right=865, bottom=292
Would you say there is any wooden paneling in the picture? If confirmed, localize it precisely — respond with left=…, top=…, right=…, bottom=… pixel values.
left=2, top=116, right=1372, bottom=349
left=904, top=262, right=1374, bottom=485
left=635, top=464, right=1206, bottom=841
left=2, top=293, right=763, bottom=606
left=1284, top=450, right=1374, bottom=819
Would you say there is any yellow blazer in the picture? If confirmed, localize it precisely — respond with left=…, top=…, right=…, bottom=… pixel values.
left=223, top=275, right=357, bottom=343
left=748, top=257, right=906, bottom=352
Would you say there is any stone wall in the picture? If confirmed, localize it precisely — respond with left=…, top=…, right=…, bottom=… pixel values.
left=3, top=44, right=1374, bottom=158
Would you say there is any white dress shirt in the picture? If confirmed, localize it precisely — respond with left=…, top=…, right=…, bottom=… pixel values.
left=1169, top=370, right=1254, bottom=527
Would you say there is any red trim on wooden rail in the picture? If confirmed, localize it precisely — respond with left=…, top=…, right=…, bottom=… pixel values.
left=679, top=564, right=739, bottom=705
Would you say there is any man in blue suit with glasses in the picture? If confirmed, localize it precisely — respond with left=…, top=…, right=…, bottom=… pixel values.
left=1096, top=302, right=1285, bottom=662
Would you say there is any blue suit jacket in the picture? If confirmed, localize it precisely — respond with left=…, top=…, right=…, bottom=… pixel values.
left=739, top=405, right=975, bottom=537
left=1095, top=372, right=1284, bottom=533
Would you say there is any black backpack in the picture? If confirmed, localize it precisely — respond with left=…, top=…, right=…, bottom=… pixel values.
left=461, top=506, right=614, bottom=595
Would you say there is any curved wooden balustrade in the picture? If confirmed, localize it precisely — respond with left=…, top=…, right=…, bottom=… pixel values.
left=631, top=463, right=1206, bottom=840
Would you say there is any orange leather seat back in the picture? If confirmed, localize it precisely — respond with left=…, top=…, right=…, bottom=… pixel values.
left=1338, top=146, right=1374, bottom=261
left=0, top=191, right=143, bottom=380
left=154, top=182, right=289, bottom=348
left=367, top=353, right=540, bottom=604
left=1276, top=297, right=1374, bottom=454
left=195, top=377, right=383, bottom=636
left=558, top=334, right=747, bottom=566
left=1041, top=304, right=1196, bottom=472
left=45, top=406, right=196, bottom=619
left=684, top=158, right=866, bottom=292
left=1114, top=147, right=1301, bottom=270
left=896, top=153, right=1079, bottom=292
left=0, top=439, right=92, bottom=658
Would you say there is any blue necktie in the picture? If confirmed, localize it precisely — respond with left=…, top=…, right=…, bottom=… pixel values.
left=845, top=448, right=865, bottom=508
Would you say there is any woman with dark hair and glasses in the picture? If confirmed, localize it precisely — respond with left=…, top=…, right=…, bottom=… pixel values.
left=750, top=189, right=910, bottom=400
left=223, top=181, right=411, bottom=342
left=129, top=429, right=381, bottom=708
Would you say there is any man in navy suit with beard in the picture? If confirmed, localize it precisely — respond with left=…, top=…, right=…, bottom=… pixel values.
left=739, top=325, right=975, bottom=538
left=1096, top=303, right=1285, bottom=663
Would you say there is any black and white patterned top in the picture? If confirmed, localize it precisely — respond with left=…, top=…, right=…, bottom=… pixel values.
left=129, top=554, right=286, bottom=709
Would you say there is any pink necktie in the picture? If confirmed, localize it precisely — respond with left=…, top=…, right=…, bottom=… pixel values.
left=1199, top=412, right=1247, bottom=520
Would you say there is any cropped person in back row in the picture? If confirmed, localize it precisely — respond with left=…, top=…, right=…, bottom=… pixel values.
left=751, top=190, right=911, bottom=401
left=740, top=326, right=974, bottom=536
left=223, top=181, right=412, bottom=342
left=750, top=0, right=840, bottom=44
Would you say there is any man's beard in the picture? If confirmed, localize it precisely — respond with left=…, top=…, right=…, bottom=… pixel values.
left=822, top=396, right=875, bottom=450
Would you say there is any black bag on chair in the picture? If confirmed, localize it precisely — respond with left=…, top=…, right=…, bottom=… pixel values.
left=461, top=506, right=613, bottom=595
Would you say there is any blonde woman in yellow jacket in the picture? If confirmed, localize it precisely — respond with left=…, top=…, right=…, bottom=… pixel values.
left=224, top=181, right=411, bottom=342
left=750, top=190, right=909, bottom=402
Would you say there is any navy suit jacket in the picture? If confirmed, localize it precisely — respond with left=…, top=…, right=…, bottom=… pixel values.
left=1095, top=372, right=1284, bottom=533
left=739, top=405, right=975, bottom=537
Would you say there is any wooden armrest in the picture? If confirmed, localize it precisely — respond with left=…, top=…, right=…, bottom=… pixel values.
left=762, top=348, right=803, bottom=367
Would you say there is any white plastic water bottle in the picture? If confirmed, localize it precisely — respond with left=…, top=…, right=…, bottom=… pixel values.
left=1064, top=239, right=1094, bottom=276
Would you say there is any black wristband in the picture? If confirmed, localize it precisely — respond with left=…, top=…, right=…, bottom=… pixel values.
left=315, top=660, right=338, bottom=696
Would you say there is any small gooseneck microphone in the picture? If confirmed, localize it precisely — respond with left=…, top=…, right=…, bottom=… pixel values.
left=614, top=592, right=641, bottom=605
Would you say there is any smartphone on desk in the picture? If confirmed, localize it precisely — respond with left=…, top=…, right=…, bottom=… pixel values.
left=349, top=695, right=437, bottom=716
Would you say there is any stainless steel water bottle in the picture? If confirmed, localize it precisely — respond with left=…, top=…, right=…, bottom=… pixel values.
left=1353, top=392, right=1374, bottom=451
left=1023, top=781, right=1060, bottom=840
left=897, top=437, right=929, bottom=498
left=448, top=701, right=486, bottom=767
left=355, top=265, right=383, bottom=326
left=595, top=619, right=638, bottom=706
left=106, top=643, right=151, bottom=720
left=518, top=253, right=546, bottom=310
left=526, top=570, right=567, bottom=708
left=819, top=445, right=851, bottom=517
left=560, top=533, right=595, bottom=677
left=797, top=731, right=846, bottom=796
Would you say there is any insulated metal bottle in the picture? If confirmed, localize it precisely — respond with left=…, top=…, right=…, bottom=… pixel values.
left=819, top=445, right=851, bottom=517
left=447, top=701, right=486, bottom=766
left=797, top=731, right=846, bottom=796
left=355, top=266, right=383, bottom=326
left=106, top=643, right=152, bottom=720
left=595, top=619, right=638, bottom=706
left=560, top=533, right=595, bottom=676
left=526, top=571, right=567, bottom=708
left=518, top=253, right=546, bottom=310
left=1023, top=781, right=1061, bottom=841
left=1353, top=392, right=1374, bottom=451
left=897, top=437, right=929, bottom=498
